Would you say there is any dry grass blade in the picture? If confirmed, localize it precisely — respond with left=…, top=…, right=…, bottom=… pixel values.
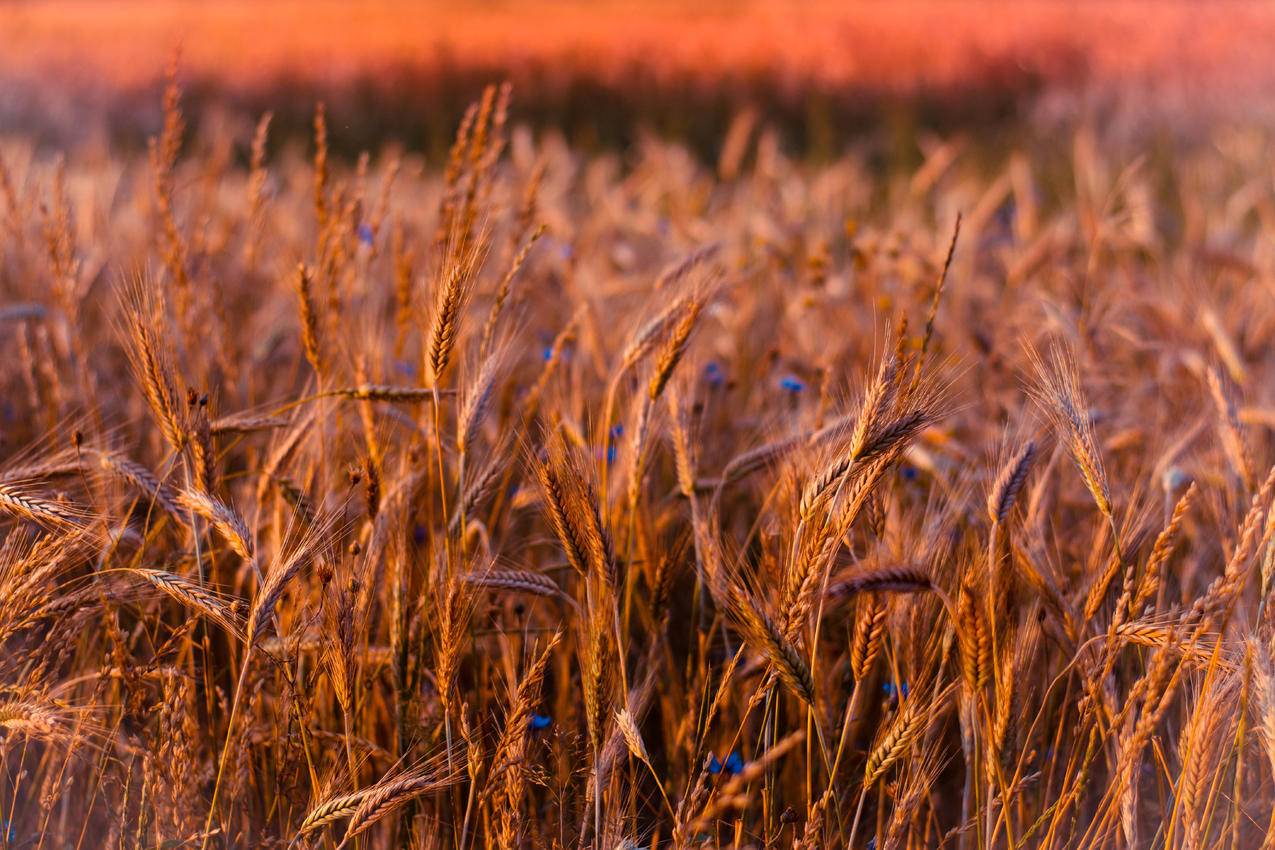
left=1135, top=482, right=1196, bottom=614
left=728, top=586, right=815, bottom=706
left=0, top=483, right=86, bottom=528
left=93, top=449, right=183, bottom=518
left=462, top=568, right=564, bottom=600
left=615, top=707, right=652, bottom=766
left=294, top=262, right=323, bottom=376
left=130, top=568, right=244, bottom=638
left=1206, top=366, right=1254, bottom=490
left=988, top=440, right=1038, bottom=524
left=427, top=228, right=488, bottom=385
left=209, top=412, right=289, bottom=435
left=121, top=278, right=186, bottom=452
left=827, top=564, right=933, bottom=597
left=247, top=534, right=322, bottom=642
left=176, top=488, right=254, bottom=563
left=864, top=683, right=953, bottom=785
left=323, top=384, right=456, bottom=403
left=0, top=700, right=76, bottom=743
left=1029, top=344, right=1113, bottom=523
left=338, top=761, right=462, bottom=847
left=299, top=788, right=369, bottom=834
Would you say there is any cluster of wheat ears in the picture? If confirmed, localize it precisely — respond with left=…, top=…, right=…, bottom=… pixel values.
left=0, top=74, right=1273, bottom=850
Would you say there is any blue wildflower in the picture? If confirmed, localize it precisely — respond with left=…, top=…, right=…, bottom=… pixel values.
left=901, top=465, right=918, bottom=481
left=530, top=713, right=552, bottom=731
left=704, top=361, right=724, bottom=386
left=779, top=375, right=805, bottom=393
left=357, top=223, right=374, bottom=246
left=543, top=346, right=554, bottom=361
left=723, top=751, right=745, bottom=775
left=883, top=681, right=910, bottom=699
left=707, top=751, right=743, bottom=775
left=600, top=423, right=624, bottom=466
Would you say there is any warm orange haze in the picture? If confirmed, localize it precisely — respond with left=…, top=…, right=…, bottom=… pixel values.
left=3, top=1, right=1275, bottom=151
left=5, top=0, right=1274, bottom=91
left=1, top=3, right=1274, bottom=850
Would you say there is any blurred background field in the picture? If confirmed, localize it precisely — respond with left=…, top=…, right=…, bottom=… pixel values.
left=2, top=1, right=1274, bottom=160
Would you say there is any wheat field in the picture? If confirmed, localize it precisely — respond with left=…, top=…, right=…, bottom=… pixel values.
left=1, top=71, right=1274, bottom=850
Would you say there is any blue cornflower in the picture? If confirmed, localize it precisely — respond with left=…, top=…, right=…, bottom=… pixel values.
left=704, top=361, right=724, bottom=386
left=883, top=681, right=910, bottom=699
left=603, top=423, right=623, bottom=466
left=708, top=751, right=744, bottom=776
left=357, top=223, right=374, bottom=246
left=529, top=713, right=552, bottom=731
left=779, top=375, right=805, bottom=393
